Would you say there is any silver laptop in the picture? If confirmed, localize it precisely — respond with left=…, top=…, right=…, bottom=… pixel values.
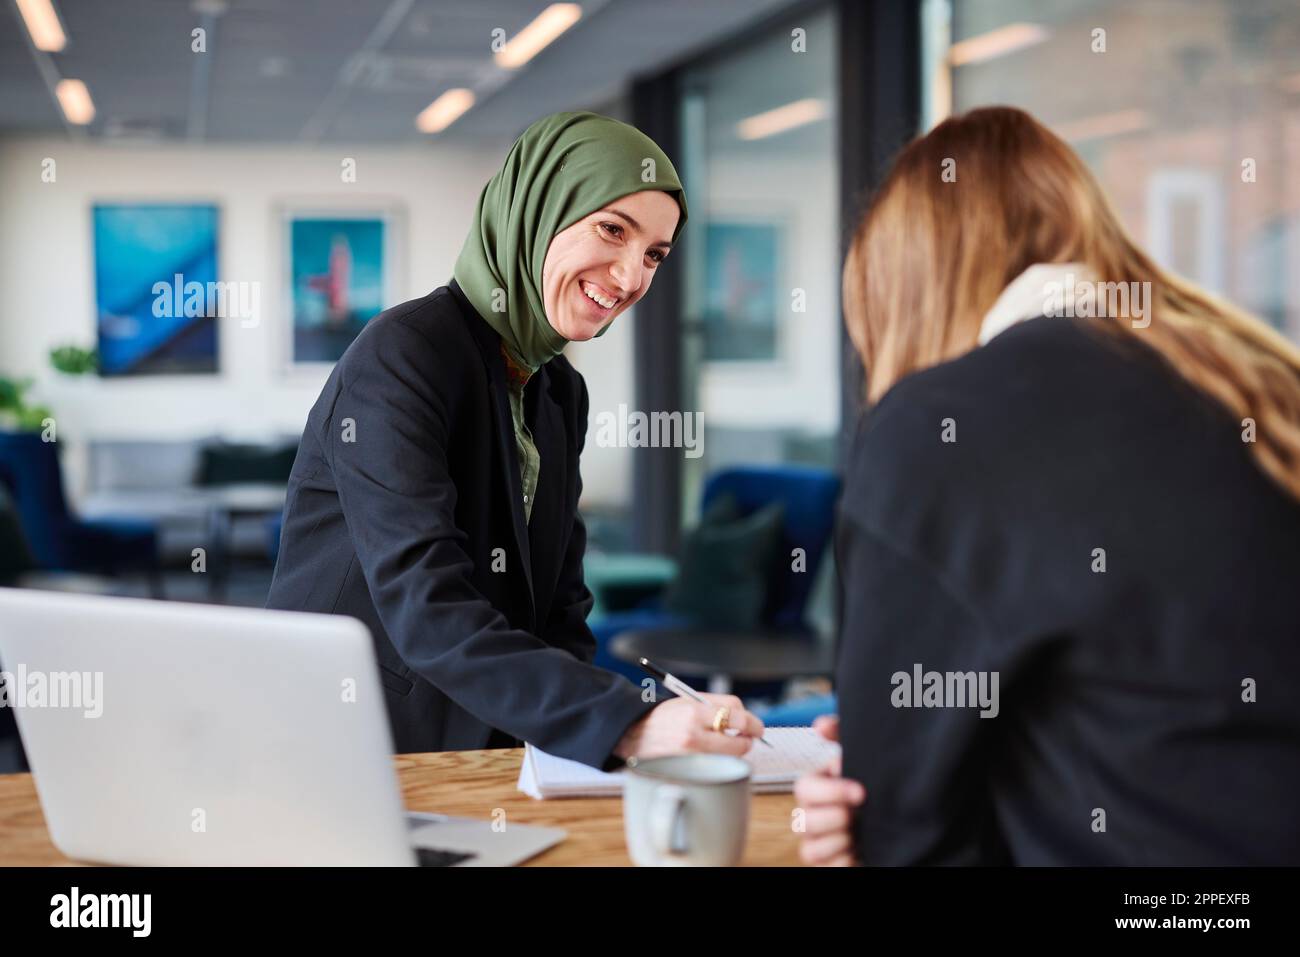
left=0, top=587, right=565, bottom=866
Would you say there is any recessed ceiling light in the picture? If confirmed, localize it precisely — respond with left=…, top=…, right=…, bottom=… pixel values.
left=949, top=23, right=1048, bottom=67
left=494, top=3, right=582, bottom=70
left=15, top=0, right=67, bottom=53
left=55, top=78, right=95, bottom=125
left=737, top=98, right=829, bottom=140
left=416, top=88, right=475, bottom=133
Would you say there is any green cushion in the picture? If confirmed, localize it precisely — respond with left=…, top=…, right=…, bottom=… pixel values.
left=662, top=493, right=786, bottom=630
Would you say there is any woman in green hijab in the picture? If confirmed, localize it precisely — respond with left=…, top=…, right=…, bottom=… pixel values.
left=269, top=112, right=765, bottom=769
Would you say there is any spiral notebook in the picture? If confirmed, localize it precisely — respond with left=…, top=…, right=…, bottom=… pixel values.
left=517, top=726, right=840, bottom=799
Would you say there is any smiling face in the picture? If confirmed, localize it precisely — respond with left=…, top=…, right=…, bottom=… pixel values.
left=540, top=189, right=680, bottom=341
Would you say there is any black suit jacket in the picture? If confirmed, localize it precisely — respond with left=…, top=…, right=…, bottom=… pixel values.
left=266, top=280, right=654, bottom=768
left=836, top=316, right=1300, bottom=865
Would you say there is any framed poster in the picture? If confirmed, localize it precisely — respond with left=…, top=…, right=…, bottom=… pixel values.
left=93, top=203, right=219, bottom=376
left=701, top=220, right=783, bottom=362
left=280, top=203, right=403, bottom=366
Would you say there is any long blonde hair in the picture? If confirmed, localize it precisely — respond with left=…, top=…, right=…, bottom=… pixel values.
left=842, top=106, right=1300, bottom=501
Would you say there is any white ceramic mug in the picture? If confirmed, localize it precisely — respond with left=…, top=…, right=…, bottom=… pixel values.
left=622, top=753, right=751, bottom=866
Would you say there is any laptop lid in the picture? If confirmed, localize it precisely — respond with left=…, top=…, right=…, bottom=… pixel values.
left=0, top=588, right=414, bottom=866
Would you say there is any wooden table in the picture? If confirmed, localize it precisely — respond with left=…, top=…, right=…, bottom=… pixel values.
left=0, top=748, right=802, bottom=867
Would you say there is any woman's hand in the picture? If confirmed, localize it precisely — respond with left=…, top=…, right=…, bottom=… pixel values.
left=614, top=693, right=766, bottom=760
left=794, top=714, right=864, bottom=866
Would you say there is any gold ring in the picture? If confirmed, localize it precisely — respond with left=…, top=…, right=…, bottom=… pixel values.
left=712, top=706, right=731, bottom=733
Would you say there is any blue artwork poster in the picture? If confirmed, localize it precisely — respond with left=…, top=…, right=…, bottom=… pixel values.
left=93, top=204, right=219, bottom=376
left=702, top=221, right=780, bottom=361
left=289, top=217, right=386, bottom=363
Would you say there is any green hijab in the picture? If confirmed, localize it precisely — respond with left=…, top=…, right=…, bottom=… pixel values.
left=453, top=111, right=688, bottom=371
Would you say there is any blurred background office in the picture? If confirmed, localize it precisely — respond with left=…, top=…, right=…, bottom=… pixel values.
left=3, top=0, right=1300, bottom=772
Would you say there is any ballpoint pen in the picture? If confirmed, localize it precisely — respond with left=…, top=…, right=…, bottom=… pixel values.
left=636, top=657, right=773, bottom=749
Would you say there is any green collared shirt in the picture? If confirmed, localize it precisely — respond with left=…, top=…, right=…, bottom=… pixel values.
left=501, top=343, right=540, bottom=524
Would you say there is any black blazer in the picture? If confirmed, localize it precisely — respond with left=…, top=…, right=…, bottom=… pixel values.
left=266, top=280, right=653, bottom=768
left=836, top=316, right=1300, bottom=865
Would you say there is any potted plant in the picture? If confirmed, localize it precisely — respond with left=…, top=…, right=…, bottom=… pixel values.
left=0, top=376, right=54, bottom=433
left=49, top=344, right=99, bottom=377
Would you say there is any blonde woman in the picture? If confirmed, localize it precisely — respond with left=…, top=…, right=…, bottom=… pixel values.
left=798, top=106, right=1300, bottom=865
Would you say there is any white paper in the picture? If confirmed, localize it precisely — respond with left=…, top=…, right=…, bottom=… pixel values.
left=516, top=726, right=841, bottom=800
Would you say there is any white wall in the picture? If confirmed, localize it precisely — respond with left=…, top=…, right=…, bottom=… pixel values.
left=0, top=133, right=630, bottom=508
left=564, top=309, right=636, bottom=510
left=694, top=150, right=841, bottom=435
left=0, top=133, right=494, bottom=433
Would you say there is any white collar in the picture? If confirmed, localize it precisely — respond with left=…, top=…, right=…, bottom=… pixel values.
left=978, top=262, right=1094, bottom=345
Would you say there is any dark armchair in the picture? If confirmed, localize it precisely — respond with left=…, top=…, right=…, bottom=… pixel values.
left=0, top=432, right=160, bottom=591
